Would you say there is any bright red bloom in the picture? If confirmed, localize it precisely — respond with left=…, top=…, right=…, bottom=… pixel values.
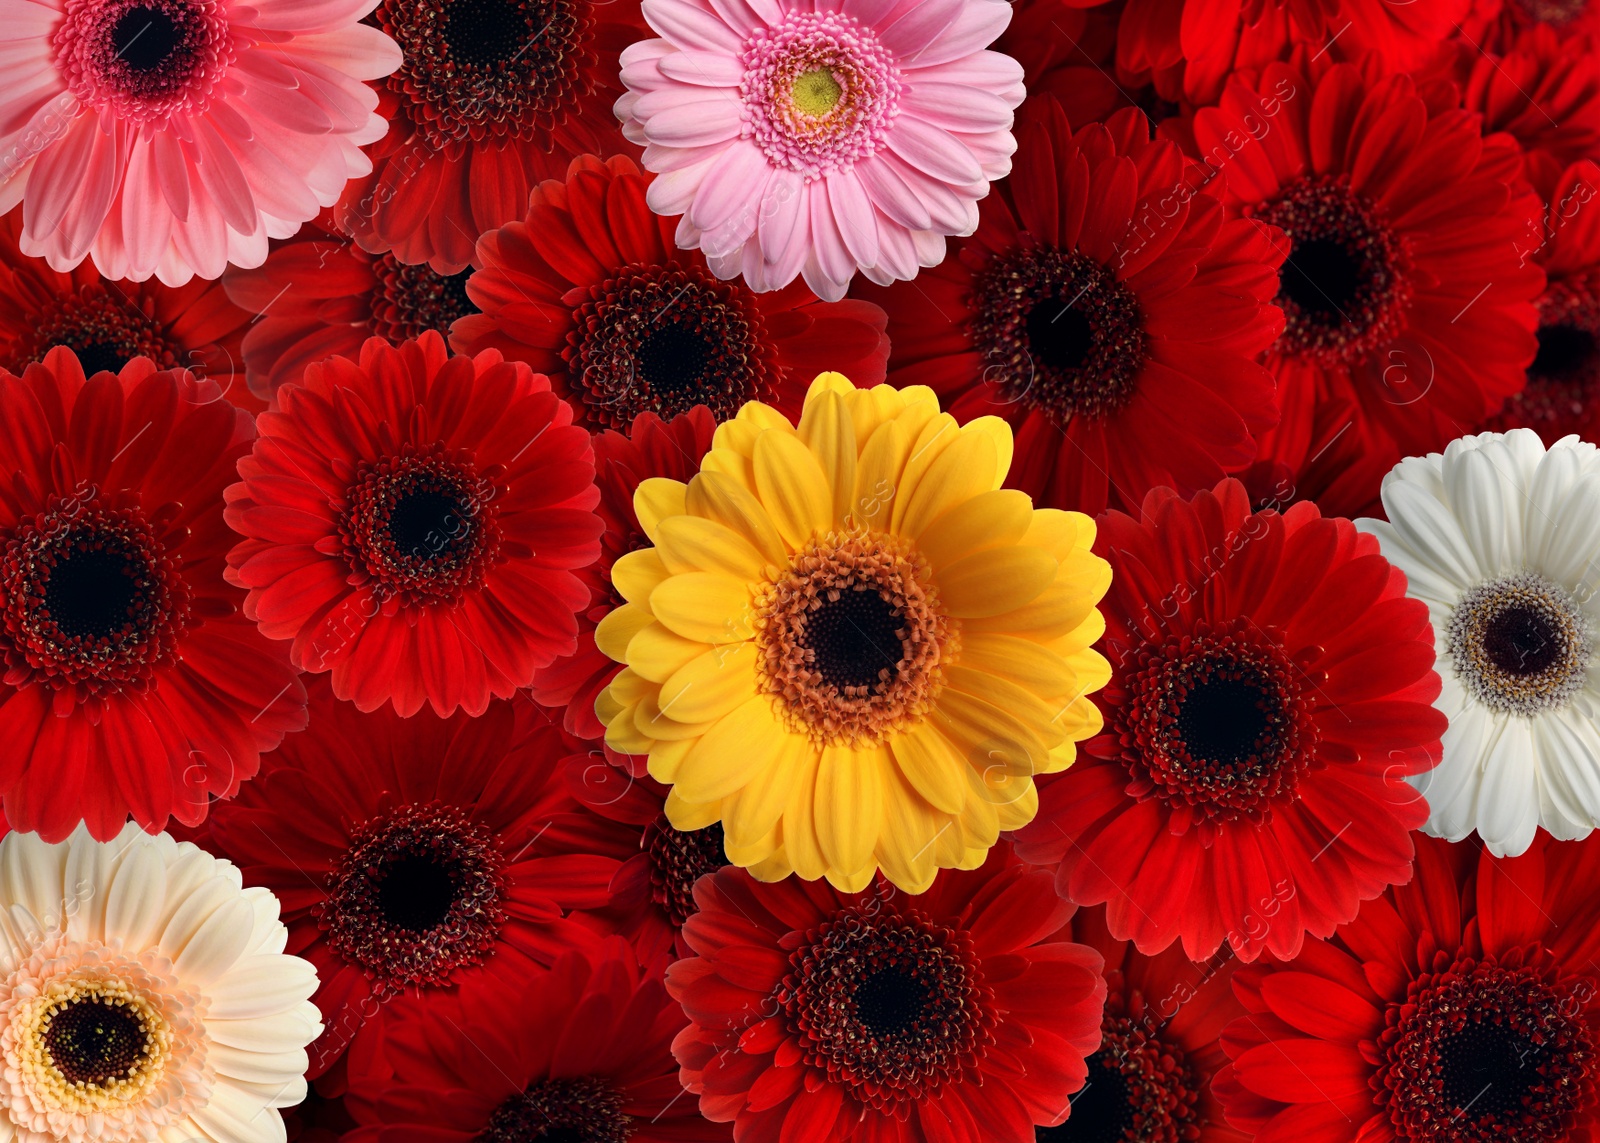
left=1012, top=478, right=1447, bottom=963
left=224, top=332, right=603, bottom=717
left=451, top=154, right=890, bottom=430
left=1215, top=832, right=1600, bottom=1143
left=335, top=2, right=643, bottom=274
left=344, top=936, right=728, bottom=1142
left=0, top=351, right=305, bottom=841
left=196, top=679, right=624, bottom=1078
left=528, top=406, right=717, bottom=740
left=1445, top=27, right=1600, bottom=171
left=223, top=218, right=483, bottom=404
left=666, top=853, right=1106, bottom=1143
left=857, top=98, right=1284, bottom=516
left=1190, top=56, right=1545, bottom=462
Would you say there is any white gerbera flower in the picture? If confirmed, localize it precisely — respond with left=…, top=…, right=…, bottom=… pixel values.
left=1357, top=428, right=1600, bottom=857
left=0, top=823, right=320, bottom=1143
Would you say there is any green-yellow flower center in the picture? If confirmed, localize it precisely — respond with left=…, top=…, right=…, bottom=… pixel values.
left=791, top=67, right=842, bottom=116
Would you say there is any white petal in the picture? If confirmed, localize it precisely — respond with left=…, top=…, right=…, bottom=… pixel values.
left=1383, top=478, right=1483, bottom=589
left=1475, top=716, right=1540, bottom=857
left=1441, top=442, right=1520, bottom=579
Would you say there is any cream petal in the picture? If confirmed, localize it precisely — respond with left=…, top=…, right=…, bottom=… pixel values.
left=104, top=838, right=169, bottom=953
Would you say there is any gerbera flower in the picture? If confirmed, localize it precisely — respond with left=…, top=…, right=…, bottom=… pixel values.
left=1240, top=388, right=1398, bottom=520
left=1012, top=478, right=1447, bottom=962
left=859, top=98, right=1285, bottom=516
left=1215, top=831, right=1600, bottom=1143
left=224, top=331, right=603, bottom=717
left=1041, top=905, right=1250, bottom=1143
left=196, top=678, right=624, bottom=1077
left=1447, top=26, right=1600, bottom=170
left=343, top=936, right=726, bottom=1142
left=451, top=154, right=890, bottom=430
left=223, top=217, right=482, bottom=404
left=0, top=350, right=305, bottom=842
left=666, top=853, right=1105, bottom=1142
left=1463, top=0, right=1600, bottom=44
left=596, top=372, right=1111, bottom=893
left=0, top=822, right=321, bottom=1143
left=334, top=0, right=643, bottom=275
left=1356, top=429, right=1600, bottom=856
left=615, top=0, right=1026, bottom=300
left=1191, top=56, right=1545, bottom=460
left=0, top=0, right=398, bottom=285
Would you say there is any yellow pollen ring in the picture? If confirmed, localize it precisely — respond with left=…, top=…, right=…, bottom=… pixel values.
left=791, top=67, right=843, bottom=116
left=15, top=976, right=170, bottom=1112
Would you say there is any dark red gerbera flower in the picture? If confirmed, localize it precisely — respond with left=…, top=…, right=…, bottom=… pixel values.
left=343, top=936, right=729, bottom=1142
left=1215, top=831, right=1600, bottom=1143
left=1189, top=56, right=1545, bottom=462
left=1237, top=390, right=1397, bottom=521
left=856, top=97, right=1284, bottom=516
left=666, top=853, right=1107, bottom=1142
left=528, top=405, right=716, bottom=740
left=996, top=0, right=1136, bottom=130
left=0, top=350, right=305, bottom=841
left=0, top=213, right=259, bottom=415
left=334, top=0, right=644, bottom=274
left=1012, top=478, right=1447, bottom=963
left=450, top=154, right=889, bottom=430
left=195, top=678, right=625, bottom=1078
left=1444, top=26, right=1600, bottom=171
left=223, top=218, right=483, bottom=404
left=1462, top=0, right=1600, bottom=46
left=1040, top=905, right=1251, bottom=1143
left=224, top=332, right=603, bottom=717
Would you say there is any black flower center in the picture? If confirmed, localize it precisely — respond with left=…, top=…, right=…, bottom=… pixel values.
left=1025, top=300, right=1096, bottom=373
left=854, top=967, right=929, bottom=1038
left=636, top=323, right=715, bottom=396
left=1038, top=1016, right=1205, bottom=1143
left=1439, top=1022, right=1541, bottom=1118
left=386, top=487, right=473, bottom=563
left=645, top=818, right=727, bottom=929
left=444, top=0, right=529, bottom=65
left=1279, top=237, right=1363, bottom=322
left=1532, top=323, right=1597, bottom=382
left=11, top=288, right=177, bottom=379
left=478, top=1076, right=632, bottom=1143
left=1447, top=573, right=1591, bottom=717
left=43, top=997, right=152, bottom=1086
left=803, top=587, right=904, bottom=692
left=1483, top=603, right=1562, bottom=677
left=375, top=852, right=460, bottom=933
left=72, top=342, right=134, bottom=378
left=44, top=543, right=145, bottom=641
left=373, top=258, right=481, bottom=343
left=112, top=6, right=178, bottom=70
left=1037, top=1054, right=1132, bottom=1143
left=1176, top=677, right=1273, bottom=767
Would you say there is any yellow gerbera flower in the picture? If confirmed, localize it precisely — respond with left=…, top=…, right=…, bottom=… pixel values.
left=595, top=374, right=1111, bottom=893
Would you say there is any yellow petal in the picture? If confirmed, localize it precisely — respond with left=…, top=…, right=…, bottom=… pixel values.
left=825, top=864, right=878, bottom=893
left=957, top=633, right=1076, bottom=700
left=723, top=824, right=781, bottom=869
left=698, top=448, right=756, bottom=495
left=633, top=478, right=687, bottom=545
left=960, top=416, right=1013, bottom=490
left=935, top=545, right=1058, bottom=618
left=611, top=549, right=670, bottom=608
left=1023, top=507, right=1096, bottom=558
left=594, top=603, right=652, bottom=664
left=659, top=643, right=759, bottom=724
left=806, top=371, right=857, bottom=401
left=753, top=429, right=832, bottom=550
left=888, top=721, right=969, bottom=815
left=957, top=767, right=1002, bottom=849
left=1047, top=607, right=1107, bottom=657
left=671, top=696, right=784, bottom=803
left=851, top=417, right=910, bottom=532
left=875, top=762, right=946, bottom=894
left=814, top=742, right=885, bottom=877
left=655, top=515, right=768, bottom=579
left=685, top=470, right=788, bottom=566
left=899, top=429, right=996, bottom=541
left=798, top=387, right=858, bottom=525
left=943, top=665, right=1062, bottom=736
left=649, top=572, right=753, bottom=643
left=633, top=689, right=720, bottom=740
left=646, top=736, right=694, bottom=783
left=917, top=489, right=1033, bottom=570
left=994, top=778, right=1039, bottom=830
left=1054, top=692, right=1105, bottom=744
left=967, top=557, right=1109, bottom=636
left=663, top=788, right=723, bottom=831
left=782, top=753, right=828, bottom=881
left=605, top=668, right=654, bottom=705
left=723, top=732, right=805, bottom=849
left=604, top=702, right=656, bottom=754
left=594, top=685, right=624, bottom=725
left=745, top=846, right=794, bottom=883
left=890, top=413, right=960, bottom=533
left=844, top=382, right=923, bottom=452
left=932, top=688, right=1054, bottom=774
left=626, top=621, right=709, bottom=683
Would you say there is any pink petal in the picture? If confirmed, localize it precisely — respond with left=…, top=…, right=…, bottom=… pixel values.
left=886, top=115, right=984, bottom=186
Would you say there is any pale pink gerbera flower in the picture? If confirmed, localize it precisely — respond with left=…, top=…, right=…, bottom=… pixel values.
left=616, top=0, right=1024, bottom=301
left=0, top=0, right=401, bottom=285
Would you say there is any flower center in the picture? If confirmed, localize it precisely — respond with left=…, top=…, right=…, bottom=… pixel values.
left=970, top=244, right=1147, bottom=425
left=741, top=10, right=903, bottom=178
left=565, top=262, right=778, bottom=429
left=478, top=1076, right=631, bottom=1143
left=43, top=997, right=153, bottom=1086
left=1499, top=282, right=1600, bottom=440
left=52, top=0, right=233, bottom=123
left=378, top=0, right=590, bottom=147
left=9, top=289, right=180, bottom=378
left=779, top=903, right=995, bottom=1111
left=1119, top=621, right=1314, bottom=823
left=319, top=803, right=508, bottom=996
left=1375, top=956, right=1597, bottom=1143
left=644, top=818, right=727, bottom=930
left=340, top=447, right=500, bottom=607
left=15, top=975, right=174, bottom=1115
left=1036, top=1016, right=1203, bottom=1143
left=372, top=258, right=480, bottom=343
left=1515, top=0, right=1590, bottom=22
left=1255, top=175, right=1413, bottom=367
left=754, top=527, right=955, bottom=747
left=1447, top=572, right=1592, bottom=716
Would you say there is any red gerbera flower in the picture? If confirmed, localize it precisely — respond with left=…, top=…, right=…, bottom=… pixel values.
left=195, top=679, right=624, bottom=1078
left=343, top=936, right=729, bottom=1142
left=334, top=1, right=644, bottom=274
left=224, top=331, right=603, bottom=717
left=666, top=853, right=1107, bottom=1143
left=223, top=218, right=483, bottom=404
left=529, top=405, right=716, bottom=740
left=856, top=97, right=1284, bottom=516
left=450, top=154, right=890, bottom=430
left=1462, top=0, right=1600, bottom=45
left=0, top=213, right=259, bottom=415
left=1445, top=26, right=1600, bottom=171
left=1189, top=55, right=1545, bottom=461
left=1011, top=478, right=1447, bottom=963
left=1215, top=832, right=1600, bottom=1143
left=0, top=350, right=305, bottom=841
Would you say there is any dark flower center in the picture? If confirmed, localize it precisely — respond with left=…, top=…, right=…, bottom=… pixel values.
left=386, top=487, right=473, bottom=563
left=1176, top=677, right=1272, bottom=767
left=477, top=1076, right=631, bottom=1143
left=780, top=903, right=995, bottom=1111
left=1256, top=174, right=1412, bottom=367
left=112, top=7, right=178, bottom=70
left=1447, top=573, right=1590, bottom=716
left=1038, top=1054, right=1132, bottom=1142
left=644, top=818, right=727, bottom=929
left=372, top=258, right=481, bottom=344
left=80, top=0, right=213, bottom=107
left=805, top=586, right=905, bottom=691
left=320, top=803, right=509, bottom=995
left=565, top=262, right=777, bottom=430
left=970, top=244, right=1147, bottom=424
left=1515, top=0, right=1590, bottom=23
left=1482, top=603, right=1562, bottom=677
left=43, top=997, right=154, bottom=1086
left=1037, top=1015, right=1205, bottom=1143
left=10, top=289, right=178, bottom=378
left=445, top=0, right=529, bottom=65
left=44, top=545, right=143, bottom=641
left=1532, top=324, right=1597, bottom=382
left=1494, top=282, right=1600, bottom=441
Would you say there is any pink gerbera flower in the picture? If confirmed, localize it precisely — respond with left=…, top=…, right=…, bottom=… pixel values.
left=616, top=0, right=1025, bottom=300
left=0, top=0, right=401, bottom=285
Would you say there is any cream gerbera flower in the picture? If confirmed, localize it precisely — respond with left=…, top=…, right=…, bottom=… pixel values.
left=595, top=374, right=1111, bottom=893
left=0, top=823, right=320, bottom=1143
